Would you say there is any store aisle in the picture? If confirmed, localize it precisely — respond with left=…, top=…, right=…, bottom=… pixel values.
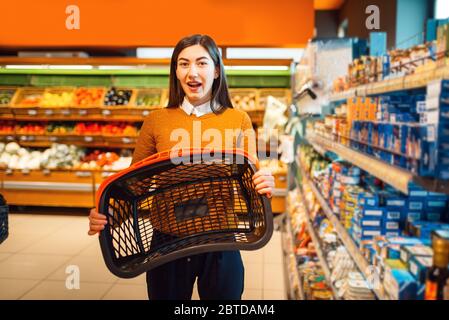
left=0, top=213, right=285, bottom=300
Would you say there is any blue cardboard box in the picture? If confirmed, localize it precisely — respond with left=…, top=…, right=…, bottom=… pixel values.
left=361, top=207, right=385, bottom=218
left=408, top=199, right=425, bottom=211
left=384, top=269, right=417, bottom=300
left=409, top=256, right=433, bottom=284
left=425, top=211, right=443, bottom=222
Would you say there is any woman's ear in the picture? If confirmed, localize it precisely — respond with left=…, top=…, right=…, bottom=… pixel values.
left=214, top=67, right=219, bottom=79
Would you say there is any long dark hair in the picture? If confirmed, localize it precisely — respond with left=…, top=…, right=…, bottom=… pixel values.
left=167, top=34, right=233, bottom=114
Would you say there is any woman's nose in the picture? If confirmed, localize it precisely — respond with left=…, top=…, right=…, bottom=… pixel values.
left=187, top=65, right=199, bottom=78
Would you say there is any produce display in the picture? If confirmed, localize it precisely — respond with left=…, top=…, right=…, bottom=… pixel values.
left=15, top=123, right=46, bottom=135
left=0, top=89, right=15, bottom=105
left=41, top=91, right=74, bottom=107
left=73, top=122, right=139, bottom=136
left=230, top=91, right=257, bottom=111
left=0, top=142, right=84, bottom=170
left=103, top=87, right=132, bottom=106
left=74, top=88, right=104, bottom=106
left=135, top=90, right=161, bottom=107
left=46, top=123, right=75, bottom=135
left=0, top=142, right=132, bottom=171
left=15, top=91, right=43, bottom=106
left=76, top=150, right=132, bottom=171
left=0, top=121, right=15, bottom=134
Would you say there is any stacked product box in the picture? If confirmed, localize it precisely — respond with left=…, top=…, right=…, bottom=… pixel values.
left=361, top=236, right=432, bottom=300
left=329, top=161, right=360, bottom=217
left=424, top=80, right=449, bottom=179
left=349, top=93, right=426, bottom=173
left=351, top=183, right=449, bottom=245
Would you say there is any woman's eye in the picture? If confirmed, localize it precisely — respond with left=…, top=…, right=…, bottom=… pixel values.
left=179, top=62, right=189, bottom=67
left=198, top=61, right=208, bottom=66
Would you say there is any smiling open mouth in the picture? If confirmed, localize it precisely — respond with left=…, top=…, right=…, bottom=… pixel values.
left=187, top=82, right=202, bottom=88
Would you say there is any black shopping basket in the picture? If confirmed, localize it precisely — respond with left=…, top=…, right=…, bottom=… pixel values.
left=97, top=148, right=273, bottom=278
left=0, top=193, right=8, bottom=245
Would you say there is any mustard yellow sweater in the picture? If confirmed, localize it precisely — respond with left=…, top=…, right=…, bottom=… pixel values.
left=131, top=107, right=257, bottom=164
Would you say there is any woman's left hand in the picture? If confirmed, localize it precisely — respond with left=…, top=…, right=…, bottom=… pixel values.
left=252, top=169, right=275, bottom=199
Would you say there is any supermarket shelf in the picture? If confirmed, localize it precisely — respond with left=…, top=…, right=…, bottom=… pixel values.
left=300, top=188, right=339, bottom=300
left=0, top=134, right=137, bottom=149
left=412, top=176, right=449, bottom=195
left=329, top=66, right=449, bottom=102
left=1, top=106, right=159, bottom=122
left=299, top=164, right=387, bottom=300
left=283, top=215, right=305, bottom=300
left=307, top=132, right=449, bottom=195
left=307, top=132, right=412, bottom=194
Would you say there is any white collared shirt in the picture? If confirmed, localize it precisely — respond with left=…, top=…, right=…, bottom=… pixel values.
left=180, top=97, right=214, bottom=117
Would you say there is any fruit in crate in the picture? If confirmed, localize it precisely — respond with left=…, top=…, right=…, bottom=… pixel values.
left=101, top=122, right=138, bottom=136
left=135, top=92, right=160, bottom=107
left=15, top=123, right=46, bottom=135
left=41, top=91, right=74, bottom=107
left=0, top=90, right=14, bottom=105
left=103, top=87, right=132, bottom=106
left=74, top=122, right=102, bottom=135
left=0, top=121, right=15, bottom=134
left=230, top=92, right=256, bottom=111
left=47, top=123, right=75, bottom=135
left=74, top=88, right=104, bottom=106
left=17, top=93, right=42, bottom=106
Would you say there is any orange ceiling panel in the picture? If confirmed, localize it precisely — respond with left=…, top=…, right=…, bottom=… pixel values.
left=0, top=0, right=315, bottom=48
left=314, top=0, right=345, bottom=10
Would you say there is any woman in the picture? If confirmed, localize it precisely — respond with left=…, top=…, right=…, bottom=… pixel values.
left=88, top=34, right=275, bottom=300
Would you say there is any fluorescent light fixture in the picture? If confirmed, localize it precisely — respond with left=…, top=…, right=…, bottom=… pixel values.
left=226, top=48, right=304, bottom=62
left=48, top=65, right=93, bottom=70
left=224, top=66, right=289, bottom=71
left=436, top=0, right=449, bottom=19
left=97, top=65, right=139, bottom=70
left=4, top=65, right=93, bottom=70
left=5, top=65, right=48, bottom=69
left=137, top=47, right=222, bottom=59
left=137, top=48, right=174, bottom=59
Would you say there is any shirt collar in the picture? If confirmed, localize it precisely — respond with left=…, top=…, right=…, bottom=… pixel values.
left=180, top=97, right=214, bottom=117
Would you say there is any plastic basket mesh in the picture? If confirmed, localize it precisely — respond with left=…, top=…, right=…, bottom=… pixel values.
left=98, top=152, right=272, bottom=277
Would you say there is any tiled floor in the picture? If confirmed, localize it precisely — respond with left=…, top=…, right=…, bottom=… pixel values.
left=0, top=212, right=286, bottom=300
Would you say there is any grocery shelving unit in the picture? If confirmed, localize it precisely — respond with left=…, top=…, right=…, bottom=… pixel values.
left=282, top=214, right=305, bottom=300
left=329, top=66, right=449, bottom=103
left=307, top=132, right=449, bottom=195
left=0, top=58, right=293, bottom=208
left=307, top=132, right=413, bottom=194
left=298, top=162, right=388, bottom=300
left=299, top=187, right=339, bottom=300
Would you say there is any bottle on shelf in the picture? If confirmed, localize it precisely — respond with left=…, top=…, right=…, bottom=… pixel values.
left=425, top=232, right=449, bottom=300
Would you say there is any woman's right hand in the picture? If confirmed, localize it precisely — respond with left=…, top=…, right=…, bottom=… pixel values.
left=88, top=208, right=108, bottom=236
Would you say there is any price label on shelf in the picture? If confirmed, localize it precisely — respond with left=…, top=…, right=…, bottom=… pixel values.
left=42, top=169, right=51, bottom=176
left=102, top=109, right=112, bottom=116
left=27, top=109, right=37, bottom=116
left=84, top=136, right=93, bottom=142
left=75, top=171, right=92, bottom=177
left=20, top=136, right=27, bottom=141
left=6, top=136, right=14, bottom=141
left=142, top=110, right=150, bottom=117
left=21, top=168, right=30, bottom=175
left=61, top=109, right=71, bottom=116
left=44, top=109, right=54, bottom=116
left=49, top=136, right=58, bottom=142
left=79, top=109, right=88, bottom=116
left=5, top=168, right=12, bottom=175
left=122, top=137, right=132, bottom=144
